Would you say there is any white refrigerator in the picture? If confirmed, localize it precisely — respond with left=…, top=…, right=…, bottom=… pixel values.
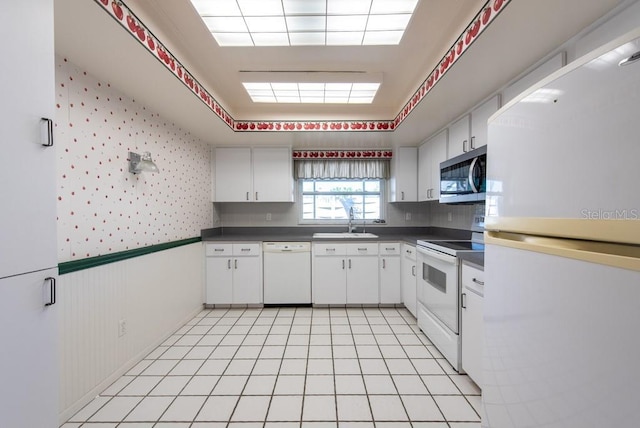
left=483, top=28, right=640, bottom=428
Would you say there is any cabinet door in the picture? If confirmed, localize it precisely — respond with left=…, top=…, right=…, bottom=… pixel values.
left=462, top=289, right=483, bottom=386
left=470, top=95, right=500, bottom=150
left=253, top=147, right=293, bottom=202
left=347, top=256, right=379, bottom=304
left=429, top=130, right=448, bottom=201
left=214, top=148, right=252, bottom=202
left=205, top=257, right=233, bottom=304
left=448, top=114, right=470, bottom=159
left=0, top=269, right=58, bottom=428
left=390, top=147, right=417, bottom=202
left=233, top=256, right=262, bottom=304
left=417, top=143, right=430, bottom=202
left=0, top=0, right=56, bottom=278
left=380, top=256, right=401, bottom=304
left=313, top=257, right=346, bottom=304
left=401, top=245, right=417, bottom=318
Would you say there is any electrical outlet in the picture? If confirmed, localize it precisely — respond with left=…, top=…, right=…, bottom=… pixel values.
left=448, top=212, right=453, bottom=222
left=405, top=212, right=411, bottom=221
left=266, top=213, right=272, bottom=221
left=118, top=319, right=127, bottom=337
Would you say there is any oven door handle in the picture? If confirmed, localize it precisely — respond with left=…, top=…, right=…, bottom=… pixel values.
left=417, top=246, right=457, bottom=264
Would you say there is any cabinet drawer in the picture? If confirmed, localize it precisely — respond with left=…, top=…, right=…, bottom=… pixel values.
left=347, top=243, right=379, bottom=256
left=206, top=243, right=233, bottom=256
left=402, top=244, right=416, bottom=261
left=314, top=243, right=347, bottom=256
left=233, top=243, right=261, bottom=256
left=379, top=243, right=400, bottom=255
left=462, top=263, right=484, bottom=295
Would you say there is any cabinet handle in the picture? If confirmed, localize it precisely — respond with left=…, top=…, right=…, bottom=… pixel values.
left=385, top=247, right=395, bottom=251
left=382, top=259, right=386, bottom=269
left=342, top=259, right=345, bottom=270
left=412, top=265, right=416, bottom=276
left=227, top=259, right=231, bottom=269
left=357, top=248, right=367, bottom=251
left=240, top=248, right=251, bottom=252
left=463, top=139, right=468, bottom=153
left=461, top=293, right=466, bottom=309
left=472, top=278, right=485, bottom=286
left=470, top=136, right=476, bottom=150
left=326, top=248, right=336, bottom=252
left=255, top=192, right=258, bottom=200
left=45, top=277, right=56, bottom=306
left=214, top=248, right=224, bottom=252
left=401, top=191, right=404, bottom=200
left=234, top=259, right=238, bottom=269
left=246, top=192, right=249, bottom=201
left=348, top=259, right=352, bottom=269
left=41, top=117, right=54, bottom=147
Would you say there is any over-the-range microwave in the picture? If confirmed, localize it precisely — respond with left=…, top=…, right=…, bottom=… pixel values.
left=439, top=145, right=486, bottom=204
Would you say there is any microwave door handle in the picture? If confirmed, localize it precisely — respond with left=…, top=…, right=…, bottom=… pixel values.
left=468, top=157, right=479, bottom=193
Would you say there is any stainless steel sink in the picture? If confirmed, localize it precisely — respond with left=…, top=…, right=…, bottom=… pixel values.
left=312, top=232, right=378, bottom=239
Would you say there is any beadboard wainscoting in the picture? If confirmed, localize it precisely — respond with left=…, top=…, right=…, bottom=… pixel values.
left=58, top=242, right=204, bottom=424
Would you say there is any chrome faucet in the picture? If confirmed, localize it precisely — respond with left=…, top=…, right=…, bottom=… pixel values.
left=348, top=206, right=355, bottom=233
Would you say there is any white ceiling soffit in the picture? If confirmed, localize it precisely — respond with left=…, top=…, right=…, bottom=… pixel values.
left=54, top=0, right=624, bottom=146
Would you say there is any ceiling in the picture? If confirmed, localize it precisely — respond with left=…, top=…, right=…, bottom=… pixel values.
left=54, top=0, right=624, bottom=148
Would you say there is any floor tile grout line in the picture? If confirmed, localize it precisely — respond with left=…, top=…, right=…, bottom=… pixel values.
left=387, top=306, right=482, bottom=422
left=82, top=309, right=221, bottom=425
left=65, top=305, right=481, bottom=427
left=195, top=306, right=269, bottom=424
left=146, top=306, right=238, bottom=425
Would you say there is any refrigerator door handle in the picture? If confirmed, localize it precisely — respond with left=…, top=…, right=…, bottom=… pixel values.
left=486, top=231, right=640, bottom=272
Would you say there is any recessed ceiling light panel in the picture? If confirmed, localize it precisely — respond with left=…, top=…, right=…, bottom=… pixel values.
left=189, top=0, right=418, bottom=46
left=242, top=82, right=381, bottom=104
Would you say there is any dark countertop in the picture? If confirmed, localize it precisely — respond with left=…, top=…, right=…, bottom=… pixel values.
left=201, top=226, right=485, bottom=266
left=201, top=226, right=473, bottom=246
left=460, top=252, right=485, bottom=268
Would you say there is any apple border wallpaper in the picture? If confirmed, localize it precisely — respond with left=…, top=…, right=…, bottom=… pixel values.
left=55, top=56, right=213, bottom=262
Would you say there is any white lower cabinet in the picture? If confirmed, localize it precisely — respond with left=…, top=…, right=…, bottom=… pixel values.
left=461, top=262, right=484, bottom=387
left=312, top=243, right=379, bottom=304
left=379, top=243, right=401, bottom=304
left=401, top=243, right=418, bottom=317
left=0, top=269, right=58, bottom=428
left=205, top=243, right=262, bottom=304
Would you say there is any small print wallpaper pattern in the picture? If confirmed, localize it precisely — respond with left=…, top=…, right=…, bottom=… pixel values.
left=55, top=56, right=212, bottom=262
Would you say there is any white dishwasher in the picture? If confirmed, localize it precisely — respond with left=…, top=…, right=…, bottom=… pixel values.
left=263, top=242, right=312, bottom=305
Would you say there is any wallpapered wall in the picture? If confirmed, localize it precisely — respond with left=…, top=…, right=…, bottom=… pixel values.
left=55, top=56, right=212, bottom=262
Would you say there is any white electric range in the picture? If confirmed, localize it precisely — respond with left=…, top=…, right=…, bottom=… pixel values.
left=415, top=232, right=484, bottom=371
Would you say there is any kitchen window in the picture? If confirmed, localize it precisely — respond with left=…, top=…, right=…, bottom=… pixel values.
left=299, top=179, right=384, bottom=223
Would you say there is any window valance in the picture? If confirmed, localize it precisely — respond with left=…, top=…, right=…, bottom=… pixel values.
left=294, top=159, right=390, bottom=179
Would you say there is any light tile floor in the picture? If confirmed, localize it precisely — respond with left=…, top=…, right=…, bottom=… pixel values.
left=62, top=306, right=481, bottom=428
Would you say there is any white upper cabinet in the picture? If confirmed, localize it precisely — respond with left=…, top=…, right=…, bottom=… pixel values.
left=253, top=147, right=294, bottom=202
left=418, top=129, right=447, bottom=201
left=389, top=147, right=418, bottom=202
left=470, top=95, right=500, bottom=151
left=214, top=148, right=253, bottom=202
left=447, top=114, right=470, bottom=159
left=448, top=95, right=501, bottom=159
left=0, top=0, right=57, bottom=278
left=213, top=147, right=293, bottom=202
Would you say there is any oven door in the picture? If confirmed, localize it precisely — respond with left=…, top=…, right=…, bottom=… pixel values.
left=417, top=245, right=460, bottom=333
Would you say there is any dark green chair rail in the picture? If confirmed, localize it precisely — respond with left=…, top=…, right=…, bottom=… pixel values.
left=58, top=237, right=202, bottom=275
